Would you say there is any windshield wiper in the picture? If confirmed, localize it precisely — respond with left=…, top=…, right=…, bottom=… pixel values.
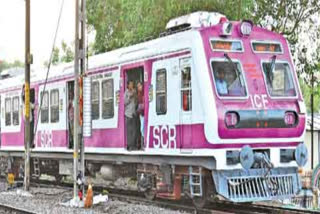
left=224, top=53, right=240, bottom=76
left=270, top=55, right=277, bottom=73
left=266, top=55, right=277, bottom=85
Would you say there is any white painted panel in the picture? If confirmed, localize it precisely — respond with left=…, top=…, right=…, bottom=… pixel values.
left=83, top=77, right=92, bottom=137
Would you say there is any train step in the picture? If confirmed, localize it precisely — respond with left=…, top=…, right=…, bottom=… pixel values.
left=189, top=166, right=202, bottom=197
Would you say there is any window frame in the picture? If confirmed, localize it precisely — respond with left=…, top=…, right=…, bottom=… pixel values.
left=50, top=89, right=59, bottom=123
left=101, top=78, right=114, bottom=119
left=40, top=91, right=49, bottom=123
left=91, top=81, right=100, bottom=120
left=251, top=40, right=283, bottom=54
left=12, top=96, right=20, bottom=126
left=260, top=60, right=298, bottom=99
left=155, top=69, right=167, bottom=115
left=180, top=65, right=192, bottom=112
left=210, top=38, right=244, bottom=53
left=210, top=58, right=249, bottom=100
left=5, top=97, right=12, bottom=126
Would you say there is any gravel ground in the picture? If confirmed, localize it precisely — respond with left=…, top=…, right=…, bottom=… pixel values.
left=0, top=182, right=190, bottom=214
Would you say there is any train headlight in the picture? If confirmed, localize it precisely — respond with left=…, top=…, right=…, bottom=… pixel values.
left=225, top=112, right=239, bottom=128
left=240, top=21, right=252, bottom=36
left=295, top=143, right=308, bottom=167
left=284, top=111, right=297, bottom=126
left=221, top=22, right=233, bottom=36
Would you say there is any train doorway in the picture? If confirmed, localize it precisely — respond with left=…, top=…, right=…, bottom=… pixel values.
left=124, top=66, right=144, bottom=151
left=30, top=88, right=35, bottom=147
left=67, top=81, right=74, bottom=149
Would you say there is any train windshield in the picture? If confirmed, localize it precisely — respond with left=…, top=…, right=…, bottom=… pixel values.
left=212, top=60, right=247, bottom=97
left=262, top=62, right=296, bottom=97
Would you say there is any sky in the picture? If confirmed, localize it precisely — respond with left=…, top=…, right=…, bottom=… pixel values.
left=0, top=0, right=75, bottom=67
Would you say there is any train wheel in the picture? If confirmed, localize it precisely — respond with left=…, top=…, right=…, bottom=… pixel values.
left=144, top=188, right=157, bottom=200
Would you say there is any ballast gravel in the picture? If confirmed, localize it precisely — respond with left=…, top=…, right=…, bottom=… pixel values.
left=0, top=181, right=190, bottom=214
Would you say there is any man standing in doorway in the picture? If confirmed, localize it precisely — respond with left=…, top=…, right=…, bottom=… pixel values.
left=137, top=82, right=144, bottom=149
left=125, top=80, right=137, bottom=150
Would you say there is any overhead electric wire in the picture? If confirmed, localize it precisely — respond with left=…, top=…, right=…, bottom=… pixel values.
left=33, top=0, right=65, bottom=145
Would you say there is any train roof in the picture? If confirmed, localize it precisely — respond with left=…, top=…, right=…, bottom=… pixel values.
left=0, top=28, right=201, bottom=91
left=0, top=11, right=286, bottom=92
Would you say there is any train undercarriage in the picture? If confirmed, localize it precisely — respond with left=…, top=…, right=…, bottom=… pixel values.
left=0, top=150, right=301, bottom=207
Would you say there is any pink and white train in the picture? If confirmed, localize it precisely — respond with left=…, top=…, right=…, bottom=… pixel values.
left=0, top=12, right=308, bottom=204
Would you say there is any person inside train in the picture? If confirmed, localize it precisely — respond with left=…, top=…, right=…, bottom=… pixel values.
left=125, top=80, right=138, bottom=151
left=215, top=68, right=228, bottom=95
left=68, top=90, right=74, bottom=149
left=136, top=82, right=144, bottom=148
left=227, top=71, right=245, bottom=96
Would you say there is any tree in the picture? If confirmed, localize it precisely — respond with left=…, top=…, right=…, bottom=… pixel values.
left=86, top=0, right=253, bottom=54
left=47, top=41, right=74, bottom=66
left=52, top=47, right=60, bottom=65
left=252, top=0, right=320, bottom=45
left=60, top=41, right=74, bottom=63
left=0, top=60, right=24, bottom=72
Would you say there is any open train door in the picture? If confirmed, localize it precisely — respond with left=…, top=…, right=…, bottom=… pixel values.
left=179, top=57, right=193, bottom=153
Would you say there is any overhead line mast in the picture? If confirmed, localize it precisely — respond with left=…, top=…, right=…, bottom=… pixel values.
left=24, top=0, right=32, bottom=191
left=74, top=0, right=86, bottom=199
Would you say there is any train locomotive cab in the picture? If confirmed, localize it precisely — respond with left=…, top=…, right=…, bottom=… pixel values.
left=191, top=14, right=308, bottom=202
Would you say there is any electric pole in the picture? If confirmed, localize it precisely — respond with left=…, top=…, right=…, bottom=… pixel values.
left=311, top=71, right=314, bottom=169
left=24, top=0, right=32, bottom=191
left=74, top=0, right=86, bottom=199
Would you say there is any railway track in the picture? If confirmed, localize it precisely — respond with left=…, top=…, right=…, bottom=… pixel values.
left=0, top=203, right=36, bottom=214
left=30, top=179, right=320, bottom=214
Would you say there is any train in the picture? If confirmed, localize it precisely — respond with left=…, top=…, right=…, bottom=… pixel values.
left=0, top=12, right=308, bottom=206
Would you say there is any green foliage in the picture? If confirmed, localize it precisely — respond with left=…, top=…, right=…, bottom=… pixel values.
left=0, top=60, right=24, bottom=72
left=86, top=0, right=253, bottom=54
left=48, top=41, right=74, bottom=67
left=299, top=78, right=320, bottom=113
left=253, top=0, right=320, bottom=45
left=60, top=41, right=74, bottom=63
left=52, top=47, right=60, bottom=65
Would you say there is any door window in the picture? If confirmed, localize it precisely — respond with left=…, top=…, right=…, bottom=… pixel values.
left=156, top=69, right=167, bottom=115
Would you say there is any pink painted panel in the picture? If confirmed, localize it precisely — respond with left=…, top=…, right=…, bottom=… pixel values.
left=147, top=124, right=299, bottom=149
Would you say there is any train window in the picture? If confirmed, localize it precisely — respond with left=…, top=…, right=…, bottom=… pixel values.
left=102, top=79, right=114, bottom=119
left=5, top=98, right=11, bottom=126
left=156, top=69, right=167, bottom=115
left=41, top=91, right=49, bottom=123
left=181, top=66, right=192, bottom=111
left=262, top=62, right=296, bottom=97
left=212, top=61, right=247, bottom=97
left=252, top=41, right=282, bottom=53
left=211, top=39, right=243, bottom=52
left=91, top=81, right=100, bottom=120
left=50, top=89, right=59, bottom=123
left=12, top=96, right=19, bottom=126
